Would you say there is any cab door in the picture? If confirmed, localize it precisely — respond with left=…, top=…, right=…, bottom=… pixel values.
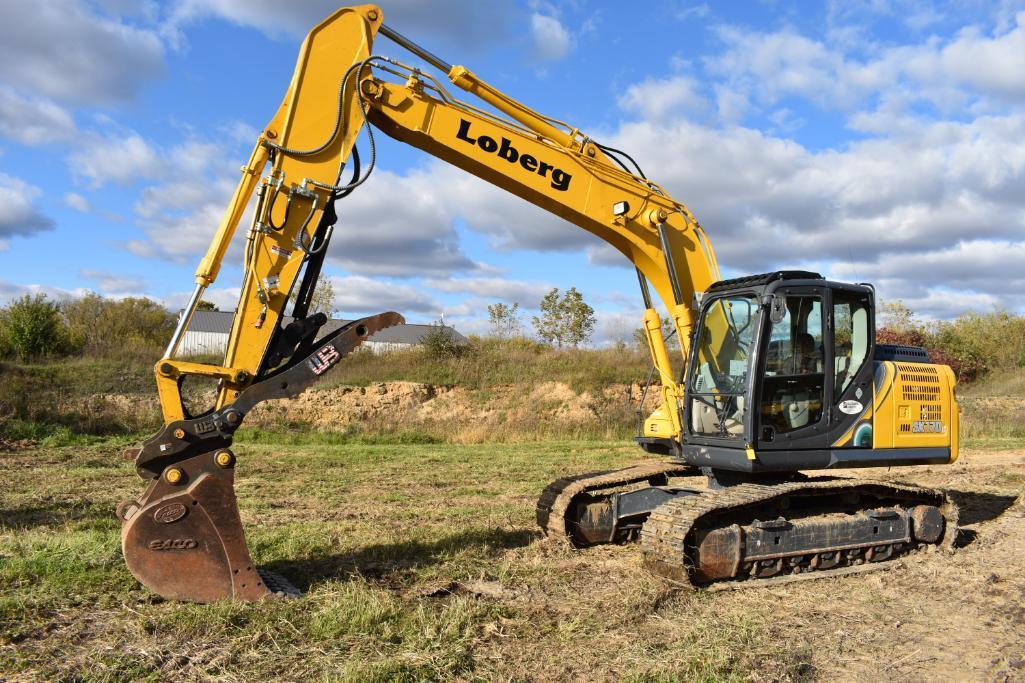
left=756, top=286, right=830, bottom=449
left=827, top=287, right=875, bottom=447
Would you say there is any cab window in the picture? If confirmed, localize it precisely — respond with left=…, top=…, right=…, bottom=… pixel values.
left=833, top=291, right=871, bottom=400
left=689, top=295, right=756, bottom=438
left=760, top=296, right=824, bottom=435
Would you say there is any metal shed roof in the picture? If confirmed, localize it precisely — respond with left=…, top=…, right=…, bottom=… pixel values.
left=185, top=310, right=235, bottom=334
left=183, top=310, right=467, bottom=344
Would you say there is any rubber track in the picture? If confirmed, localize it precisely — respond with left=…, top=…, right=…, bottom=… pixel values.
left=536, top=460, right=697, bottom=542
left=641, top=477, right=959, bottom=586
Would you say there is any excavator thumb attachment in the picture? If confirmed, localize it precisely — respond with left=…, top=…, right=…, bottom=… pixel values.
left=119, top=312, right=403, bottom=602
left=119, top=448, right=298, bottom=602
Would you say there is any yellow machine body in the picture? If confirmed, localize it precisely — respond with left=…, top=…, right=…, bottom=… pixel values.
left=120, top=4, right=965, bottom=603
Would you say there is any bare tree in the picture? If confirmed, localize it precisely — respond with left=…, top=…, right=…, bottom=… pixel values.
left=487, top=302, right=521, bottom=338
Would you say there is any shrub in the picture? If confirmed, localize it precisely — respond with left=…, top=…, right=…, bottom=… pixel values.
left=61, top=293, right=175, bottom=357
left=876, top=326, right=985, bottom=383
left=419, top=323, right=463, bottom=360
left=0, top=294, right=69, bottom=360
left=931, top=311, right=1025, bottom=377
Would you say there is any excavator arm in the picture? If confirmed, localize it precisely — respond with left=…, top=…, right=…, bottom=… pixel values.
left=120, top=4, right=723, bottom=602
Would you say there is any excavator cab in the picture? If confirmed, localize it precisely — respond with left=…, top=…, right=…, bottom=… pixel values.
left=680, top=271, right=882, bottom=472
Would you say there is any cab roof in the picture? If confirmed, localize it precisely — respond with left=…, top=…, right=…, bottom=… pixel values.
left=707, top=270, right=823, bottom=293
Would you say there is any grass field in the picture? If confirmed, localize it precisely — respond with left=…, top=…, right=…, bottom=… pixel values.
left=3, top=433, right=1025, bottom=682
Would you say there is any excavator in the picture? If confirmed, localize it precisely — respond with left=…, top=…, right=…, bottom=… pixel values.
left=117, top=5, right=960, bottom=602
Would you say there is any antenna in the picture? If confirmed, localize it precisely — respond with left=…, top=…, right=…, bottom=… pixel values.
left=847, top=243, right=861, bottom=283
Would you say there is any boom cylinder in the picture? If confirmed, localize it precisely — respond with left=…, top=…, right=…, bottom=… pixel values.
left=377, top=24, right=576, bottom=150
left=164, top=283, right=206, bottom=359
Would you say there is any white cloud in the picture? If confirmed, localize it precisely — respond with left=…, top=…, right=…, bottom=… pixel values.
left=96, top=0, right=160, bottom=20
left=66, top=132, right=229, bottom=190
left=530, top=13, right=574, bottom=61
left=423, top=277, right=552, bottom=305
left=166, top=0, right=515, bottom=51
left=0, top=279, right=89, bottom=304
left=431, top=162, right=602, bottom=253
left=0, top=0, right=164, bottom=105
left=68, top=133, right=162, bottom=188
left=127, top=201, right=241, bottom=262
left=911, top=12, right=1025, bottom=100
left=163, top=285, right=241, bottom=312
left=618, top=75, right=707, bottom=123
left=66, top=127, right=251, bottom=265
left=328, top=275, right=440, bottom=315
left=0, top=174, right=54, bottom=240
left=0, top=87, right=76, bottom=145
left=673, top=3, right=711, bottom=22
left=605, top=111, right=1025, bottom=279
left=831, top=240, right=1025, bottom=304
left=79, top=269, right=148, bottom=295
left=325, top=167, right=480, bottom=277
left=707, top=11, right=1025, bottom=118
left=64, top=193, right=90, bottom=213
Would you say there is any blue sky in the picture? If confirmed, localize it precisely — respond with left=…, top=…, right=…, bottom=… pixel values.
left=1, top=0, right=1024, bottom=342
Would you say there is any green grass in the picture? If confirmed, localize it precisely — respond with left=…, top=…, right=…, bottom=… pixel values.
left=960, top=366, right=1025, bottom=397
left=0, top=438, right=813, bottom=681
left=0, top=355, right=156, bottom=396
left=321, top=340, right=653, bottom=393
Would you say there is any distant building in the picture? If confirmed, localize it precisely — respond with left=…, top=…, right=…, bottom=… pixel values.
left=177, top=310, right=468, bottom=358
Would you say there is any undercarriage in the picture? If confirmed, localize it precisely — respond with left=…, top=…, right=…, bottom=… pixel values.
left=537, top=461, right=958, bottom=587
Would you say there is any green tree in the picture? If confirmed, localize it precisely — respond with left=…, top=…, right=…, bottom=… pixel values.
left=487, top=302, right=521, bottom=338
left=0, top=294, right=69, bottom=360
left=196, top=300, right=219, bottom=311
left=289, top=273, right=337, bottom=318
left=532, top=287, right=596, bottom=348
left=61, top=293, right=175, bottom=355
left=879, top=300, right=918, bottom=334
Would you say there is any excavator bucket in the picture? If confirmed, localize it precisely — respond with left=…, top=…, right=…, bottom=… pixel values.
left=119, top=448, right=297, bottom=602
left=119, top=312, right=404, bottom=602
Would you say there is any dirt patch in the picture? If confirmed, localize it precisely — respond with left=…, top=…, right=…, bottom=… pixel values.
left=0, top=437, right=35, bottom=451
left=246, top=380, right=660, bottom=441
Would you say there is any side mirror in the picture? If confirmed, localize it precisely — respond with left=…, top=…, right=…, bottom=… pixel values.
left=768, top=295, right=787, bottom=324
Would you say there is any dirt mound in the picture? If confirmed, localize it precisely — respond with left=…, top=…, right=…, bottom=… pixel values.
left=53, top=381, right=662, bottom=442
left=252, top=382, right=447, bottom=426
left=247, top=380, right=661, bottom=441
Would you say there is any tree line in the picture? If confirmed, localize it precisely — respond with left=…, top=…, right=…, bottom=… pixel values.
left=2, top=288, right=1020, bottom=388
left=0, top=293, right=176, bottom=361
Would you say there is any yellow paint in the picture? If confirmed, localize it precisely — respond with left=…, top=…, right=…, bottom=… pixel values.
left=165, top=468, right=183, bottom=484
left=643, top=404, right=676, bottom=438
left=873, top=360, right=957, bottom=456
